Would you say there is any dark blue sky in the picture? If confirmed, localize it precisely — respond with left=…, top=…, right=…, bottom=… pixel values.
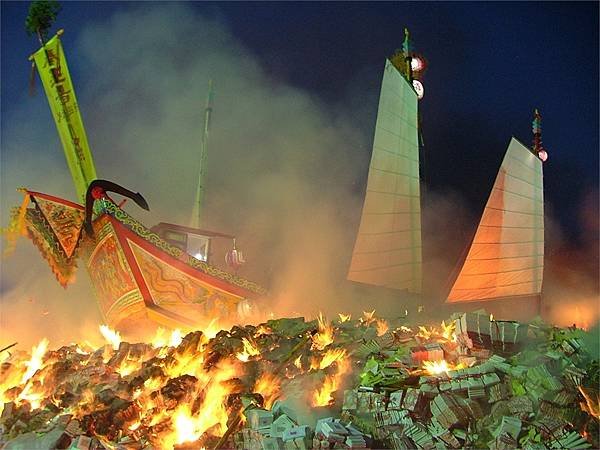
left=1, top=1, right=598, bottom=244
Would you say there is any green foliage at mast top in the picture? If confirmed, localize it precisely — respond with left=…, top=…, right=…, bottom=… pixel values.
left=25, top=0, right=61, bottom=43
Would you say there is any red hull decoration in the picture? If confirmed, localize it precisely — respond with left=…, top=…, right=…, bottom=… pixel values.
left=12, top=190, right=266, bottom=330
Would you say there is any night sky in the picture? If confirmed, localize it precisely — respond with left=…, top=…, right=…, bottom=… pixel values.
left=0, top=2, right=598, bottom=310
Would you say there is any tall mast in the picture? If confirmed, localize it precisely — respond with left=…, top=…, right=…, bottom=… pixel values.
left=192, top=79, right=214, bottom=229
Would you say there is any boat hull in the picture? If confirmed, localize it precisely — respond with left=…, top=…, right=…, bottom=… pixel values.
left=16, top=190, right=265, bottom=331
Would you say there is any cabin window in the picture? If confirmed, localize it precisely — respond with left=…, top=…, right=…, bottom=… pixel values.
left=187, top=234, right=210, bottom=262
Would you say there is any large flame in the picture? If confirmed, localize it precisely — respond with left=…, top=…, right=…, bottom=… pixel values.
left=311, top=359, right=351, bottom=407
left=99, top=325, right=121, bottom=350
left=20, top=338, right=49, bottom=384
left=253, top=372, right=281, bottom=409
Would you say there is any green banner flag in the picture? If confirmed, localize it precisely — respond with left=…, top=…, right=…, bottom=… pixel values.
left=32, top=31, right=97, bottom=203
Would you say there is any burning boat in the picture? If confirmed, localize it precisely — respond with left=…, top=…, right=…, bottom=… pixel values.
left=5, top=30, right=266, bottom=332
left=347, top=30, right=548, bottom=317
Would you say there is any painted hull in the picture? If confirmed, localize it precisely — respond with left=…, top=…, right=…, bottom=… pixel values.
left=15, top=190, right=266, bottom=331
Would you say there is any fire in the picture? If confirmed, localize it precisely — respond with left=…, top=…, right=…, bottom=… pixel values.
left=312, top=313, right=334, bottom=351
left=169, top=329, right=183, bottom=347
left=318, top=348, right=347, bottom=370
left=161, top=363, right=235, bottom=446
left=338, top=313, right=351, bottom=323
left=253, top=372, right=281, bottom=409
left=422, top=359, right=465, bottom=376
left=293, top=355, right=303, bottom=369
left=362, top=310, right=376, bottom=325
left=236, top=337, right=261, bottom=362
left=440, top=320, right=456, bottom=342
left=115, top=357, right=143, bottom=377
left=376, top=318, right=389, bottom=336
left=99, top=325, right=121, bottom=350
left=202, top=318, right=221, bottom=339
left=255, top=324, right=272, bottom=336
left=311, top=359, right=350, bottom=407
left=416, top=325, right=436, bottom=340
left=20, top=338, right=49, bottom=384
left=151, top=327, right=182, bottom=348
left=416, top=321, right=456, bottom=342
left=578, top=386, right=600, bottom=419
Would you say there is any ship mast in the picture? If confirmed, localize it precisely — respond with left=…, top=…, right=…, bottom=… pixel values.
left=192, top=79, right=214, bottom=229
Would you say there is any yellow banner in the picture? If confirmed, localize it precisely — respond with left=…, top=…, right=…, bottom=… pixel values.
left=32, top=32, right=97, bottom=203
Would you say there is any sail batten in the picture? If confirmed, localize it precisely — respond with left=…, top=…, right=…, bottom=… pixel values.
left=447, top=137, right=544, bottom=303
left=348, top=59, right=422, bottom=293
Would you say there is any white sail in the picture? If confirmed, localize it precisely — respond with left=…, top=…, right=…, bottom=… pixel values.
left=447, top=137, right=544, bottom=302
left=347, top=60, right=422, bottom=293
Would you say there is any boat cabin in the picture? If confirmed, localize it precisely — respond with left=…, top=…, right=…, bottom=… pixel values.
left=150, top=222, right=235, bottom=264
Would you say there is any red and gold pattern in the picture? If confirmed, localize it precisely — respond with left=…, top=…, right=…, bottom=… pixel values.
left=33, top=196, right=85, bottom=258
left=128, top=241, right=241, bottom=320
left=87, top=218, right=145, bottom=326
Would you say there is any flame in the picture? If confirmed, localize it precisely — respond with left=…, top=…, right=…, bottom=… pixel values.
left=253, top=372, right=281, bottom=409
left=362, top=310, right=376, bottom=325
left=318, top=348, right=347, bottom=370
left=422, top=359, right=465, bottom=376
left=150, top=327, right=182, bottom=348
left=202, top=318, right=221, bottom=339
left=21, top=338, right=49, bottom=384
left=311, top=359, right=350, bottom=407
left=293, top=355, right=303, bottom=369
left=578, top=386, right=600, bottom=419
left=416, top=326, right=435, bottom=340
left=236, top=337, right=261, bottom=362
left=416, top=321, right=456, bottom=342
left=255, top=325, right=272, bottom=336
left=338, top=313, right=351, bottom=323
left=161, top=363, right=235, bottom=446
left=376, top=319, right=389, bottom=337
left=312, top=313, right=334, bottom=351
left=440, top=320, right=456, bottom=342
left=99, top=325, right=121, bottom=350
left=115, top=356, right=144, bottom=377
left=169, top=329, right=183, bottom=347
